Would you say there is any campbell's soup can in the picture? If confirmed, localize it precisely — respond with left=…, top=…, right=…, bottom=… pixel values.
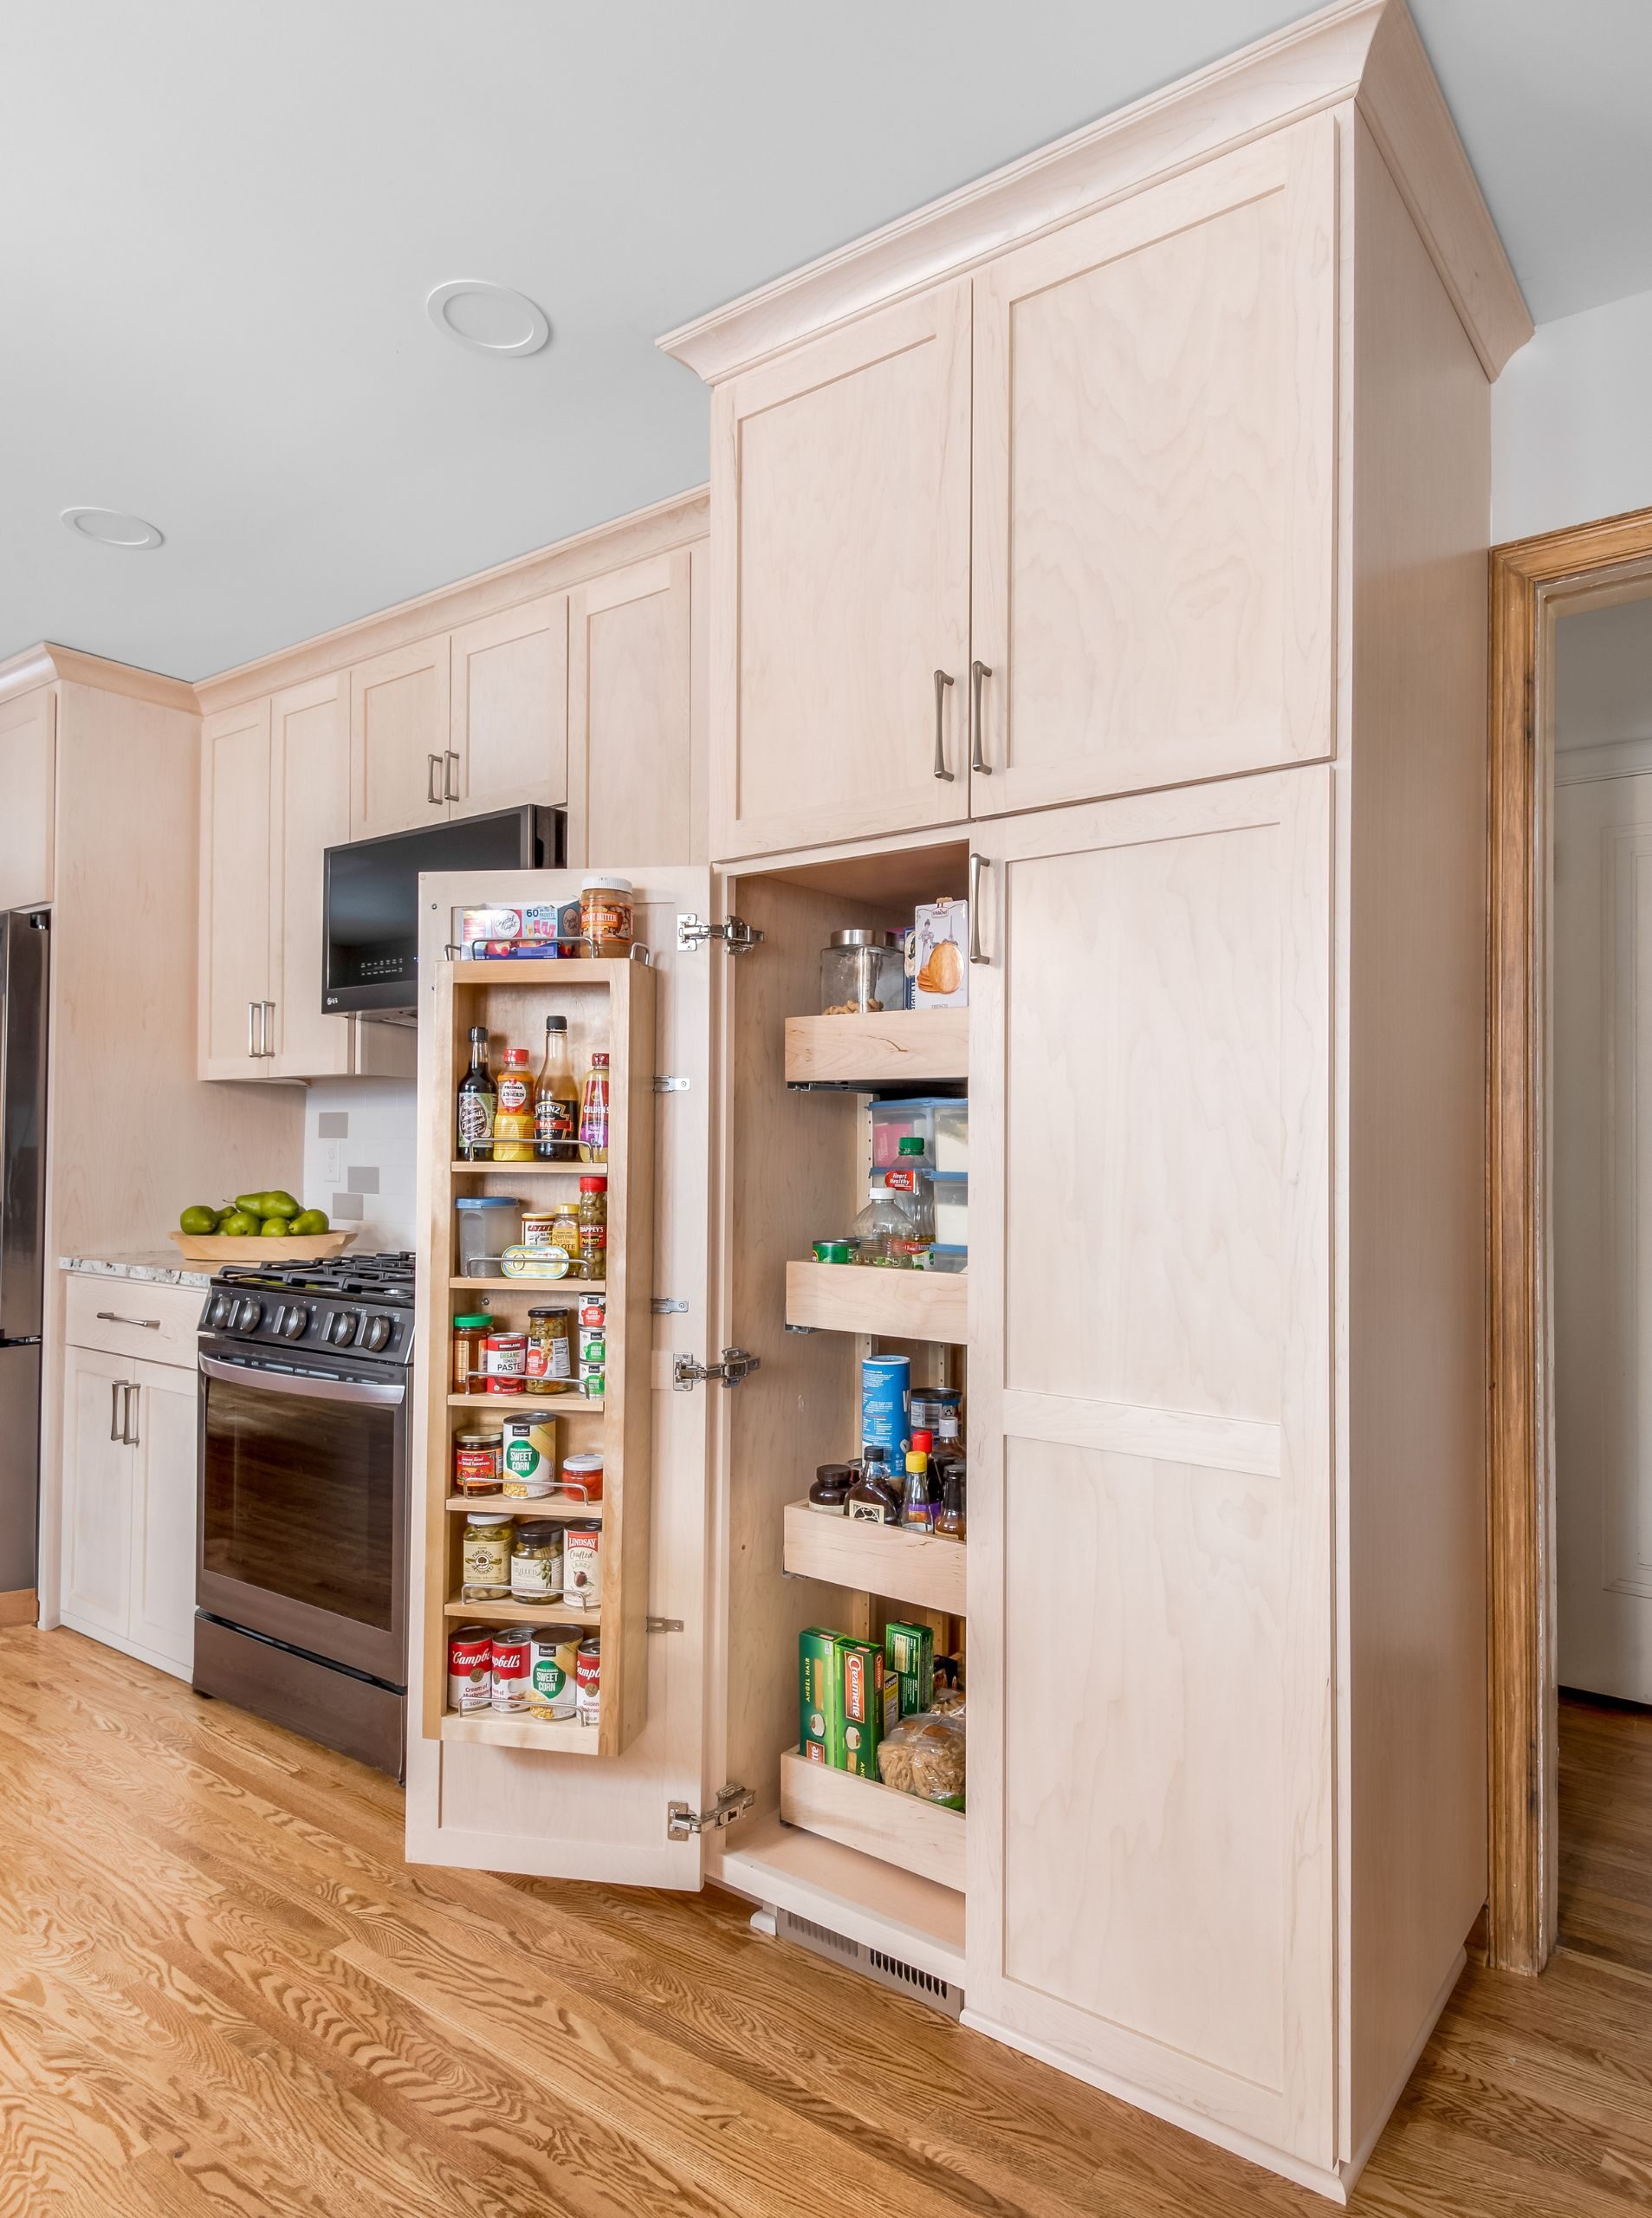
left=489, top=1626, right=534, bottom=1712
left=528, top=1633, right=580, bottom=1721
left=563, top=1522, right=602, bottom=1609
left=484, top=1333, right=528, bottom=1393
left=576, top=1637, right=601, bottom=1727
left=448, top=1625, right=493, bottom=1713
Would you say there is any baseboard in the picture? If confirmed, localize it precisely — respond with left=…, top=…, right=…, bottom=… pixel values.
left=57, top=1612, right=192, bottom=1683
left=0, top=1587, right=37, bottom=1627
left=958, top=2010, right=1351, bottom=2205
left=1339, top=1946, right=1467, bottom=2192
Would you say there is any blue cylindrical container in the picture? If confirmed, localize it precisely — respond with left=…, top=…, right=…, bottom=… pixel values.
left=860, top=1353, right=911, bottom=1459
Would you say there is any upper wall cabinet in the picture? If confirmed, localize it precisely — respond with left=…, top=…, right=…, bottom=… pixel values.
left=350, top=635, right=452, bottom=838
left=199, top=698, right=274, bottom=1080
left=449, top=595, right=568, bottom=821
left=710, top=282, right=972, bottom=860
left=0, top=688, right=56, bottom=911
left=568, top=550, right=700, bottom=866
left=266, top=674, right=353, bottom=1078
left=970, top=119, right=1337, bottom=817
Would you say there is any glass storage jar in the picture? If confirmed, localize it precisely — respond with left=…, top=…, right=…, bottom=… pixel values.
left=820, top=929, right=905, bottom=1017
left=456, top=1196, right=522, bottom=1278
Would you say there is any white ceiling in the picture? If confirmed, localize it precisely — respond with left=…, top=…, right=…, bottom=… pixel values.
left=4, top=0, right=1649, bottom=681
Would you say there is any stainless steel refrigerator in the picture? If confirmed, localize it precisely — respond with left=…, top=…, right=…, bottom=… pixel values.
left=0, top=911, right=48, bottom=1599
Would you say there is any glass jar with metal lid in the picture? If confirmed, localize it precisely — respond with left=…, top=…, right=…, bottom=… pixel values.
left=460, top=1512, right=513, bottom=1599
left=820, top=929, right=906, bottom=1017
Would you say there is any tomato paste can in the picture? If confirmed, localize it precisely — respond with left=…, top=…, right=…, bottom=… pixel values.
left=528, top=1633, right=580, bottom=1721
left=576, top=1637, right=601, bottom=1727
left=489, top=1626, right=534, bottom=1711
left=483, top=1333, right=527, bottom=1393
left=563, top=1522, right=602, bottom=1609
left=448, top=1625, right=494, bottom=1713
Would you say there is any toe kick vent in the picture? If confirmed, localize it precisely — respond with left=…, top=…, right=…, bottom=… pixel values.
left=774, top=1908, right=963, bottom=2019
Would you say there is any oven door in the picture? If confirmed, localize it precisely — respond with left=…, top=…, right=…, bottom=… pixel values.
left=198, top=1352, right=407, bottom=1686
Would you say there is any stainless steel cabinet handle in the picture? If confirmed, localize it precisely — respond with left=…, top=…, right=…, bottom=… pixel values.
left=123, top=1384, right=139, bottom=1449
left=932, top=670, right=955, bottom=782
left=109, top=1380, right=124, bottom=1441
left=248, top=1001, right=258, bottom=1059
left=969, top=661, right=993, bottom=775
left=262, top=1001, right=276, bottom=1057
left=427, top=752, right=444, bottom=805
left=97, top=1312, right=159, bottom=1330
left=444, top=749, right=461, bottom=802
left=969, top=853, right=988, bottom=963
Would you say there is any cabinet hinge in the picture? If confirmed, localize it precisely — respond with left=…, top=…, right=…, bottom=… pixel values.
left=672, top=1349, right=761, bottom=1391
left=652, top=1073, right=690, bottom=1093
left=667, top=1783, right=754, bottom=1840
left=646, top=1616, right=684, bottom=1634
left=677, top=913, right=764, bottom=955
left=651, top=1296, right=688, bottom=1315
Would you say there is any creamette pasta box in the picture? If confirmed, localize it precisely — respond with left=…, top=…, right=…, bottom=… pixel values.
left=906, top=898, right=969, bottom=1008
left=836, top=1638, right=892, bottom=1777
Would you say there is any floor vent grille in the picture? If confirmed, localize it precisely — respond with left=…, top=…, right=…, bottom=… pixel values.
left=774, top=1908, right=963, bottom=2019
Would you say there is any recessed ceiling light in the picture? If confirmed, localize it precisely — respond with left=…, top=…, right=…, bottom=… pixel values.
left=62, top=506, right=164, bottom=549
left=426, top=279, right=550, bottom=358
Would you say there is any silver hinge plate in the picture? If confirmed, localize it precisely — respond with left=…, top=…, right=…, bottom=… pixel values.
left=646, top=1616, right=684, bottom=1634
left=652, top=1073, right=690, bottom=1093
left=673, top=1348, right=761, bottom=1391
left=667, top=1782, right=755, bottom=1840
left=677, top=913, right=764, bottom=955
left=651, top=1297, right=688, bottom=1315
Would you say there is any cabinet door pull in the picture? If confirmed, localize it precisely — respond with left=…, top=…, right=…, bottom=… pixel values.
left=444, top=749, right=461, bottom=802
left=932, top=670, right=955, bottom=781
left=248, top=1001, right=259, bottom=1059
left=427, top=753, right=444, bottom=806
left=123, top=1384, right=140, bottom=1449
left=262, top=1001, right=276, bottom=1057
left=969, top=660, right=993, bottom=775
left=96, top=1312, right=159, bottom=1330
left=969, top=853, right=988, bottom=963
left=109, top=1380, right=125, bottom=1442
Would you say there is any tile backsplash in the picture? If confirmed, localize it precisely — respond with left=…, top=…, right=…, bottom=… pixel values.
left=302, top=1080, right=417, bottom=1253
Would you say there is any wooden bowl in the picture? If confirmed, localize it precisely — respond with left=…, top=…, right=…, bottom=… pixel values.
left=169, top=1229, right=360, bottom=1265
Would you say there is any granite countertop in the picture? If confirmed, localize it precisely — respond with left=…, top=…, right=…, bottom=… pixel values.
left=60, top=1253, right=213, bottom=1290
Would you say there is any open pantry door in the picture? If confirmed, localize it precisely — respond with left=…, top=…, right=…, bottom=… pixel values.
left=405, top=864, right=725, bottom=1887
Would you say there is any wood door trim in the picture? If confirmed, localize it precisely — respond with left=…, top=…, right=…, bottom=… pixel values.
left=1488, top=505, right=1652, bottom=1974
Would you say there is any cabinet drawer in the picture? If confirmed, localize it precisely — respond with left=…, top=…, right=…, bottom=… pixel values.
left=64, top=1275, right=204, bottom=1368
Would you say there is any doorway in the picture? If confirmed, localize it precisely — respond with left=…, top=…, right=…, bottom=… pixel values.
left=1489, top=508, right=1652, bottom=1973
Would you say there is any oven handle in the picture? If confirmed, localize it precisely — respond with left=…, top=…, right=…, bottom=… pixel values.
left=198, top=1353, right=406, bottom=1407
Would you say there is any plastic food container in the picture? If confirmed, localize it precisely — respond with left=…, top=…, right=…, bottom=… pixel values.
left=868, top=1096, right=959, bottom=1172
left=931, top=1171, right=968, bottom=1249
left=456, top=1195, right=522, bottom=1277
left=820, top=930, right=905, bottom=1016
left=932, top=1099, right=969, bottom=1175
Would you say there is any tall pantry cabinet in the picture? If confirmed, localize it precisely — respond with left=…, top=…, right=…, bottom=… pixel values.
left=407, top=4, right=1531, bottom=2201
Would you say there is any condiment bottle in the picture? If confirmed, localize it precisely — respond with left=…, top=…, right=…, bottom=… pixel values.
left=846, top=1449, right=903, bottom=1526
left=902, top=1430, right=935, bottom=1531
left=457, top=1026, right=496, bottom=1160
left=579, top=1051, right=610, bottom=1163
left=807, top=1463, right=854, bottom=1514
left=934, top=1464, right=967, bottom=1543
left=451, top=1313, right=493, bottom=1393
left=534, top=1015, right=579, bottom=1161
left=882, top=1138, right=934, bottom=1265
left=493, top=1047, right=535, bottom=1160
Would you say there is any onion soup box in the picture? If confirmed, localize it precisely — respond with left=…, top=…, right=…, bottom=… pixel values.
left=799, top=1628, right=842, bottom=1765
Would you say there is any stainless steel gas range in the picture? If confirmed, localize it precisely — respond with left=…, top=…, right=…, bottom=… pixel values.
left=194, top=1252, right=415, bottom=1777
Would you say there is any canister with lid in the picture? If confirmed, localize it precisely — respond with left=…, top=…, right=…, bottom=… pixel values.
left=580, top=874, right=633, bottom=957
left=820, top=928, right=905, bottom=1016
left=456, top=1195, right=523, bottom=1278
left=559, top=1450, right=604, bottom=1505
left=510, top=1521, right=565, bottom=1600
left=461, top=1512, right=513, bottom=1599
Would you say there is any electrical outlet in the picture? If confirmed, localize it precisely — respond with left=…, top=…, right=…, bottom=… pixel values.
left=321, top=1140, right=344, bottom=1185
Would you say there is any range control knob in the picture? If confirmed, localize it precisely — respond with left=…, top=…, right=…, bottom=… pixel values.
left=326, top=1311, right=359, bottom=1347
left=360, top=1313, right=392, bottom=1353
left=206, top=1293, right=235, bottom=1330
left=278, top=1305, right=309, bottom=1340
left=233, top=1298, right=263, bottom=1333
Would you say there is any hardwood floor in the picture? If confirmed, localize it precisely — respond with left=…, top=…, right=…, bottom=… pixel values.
left=1558, top=1687, right=1652, bottom=1975
left=3, top=1627, right=1651, bottom=2218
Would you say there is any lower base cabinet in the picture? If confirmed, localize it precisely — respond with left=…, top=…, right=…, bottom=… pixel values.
left=61, top=1325, right=198, bottom=1679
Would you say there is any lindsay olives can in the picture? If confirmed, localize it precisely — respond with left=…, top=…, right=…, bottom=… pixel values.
left=563, top=1522, right=602, bottom=1609
left=860, top=1352, right=911, bottom=1459
left=528, top=1633, right=580, bottom=1721
left=489, top=1626, right=534, bottom=1712
left=576, top=1637, right=601, bottom=1727
left=448, top=1625, right=493, bottom=1713
left=500, top=1411, right=557, bottom=1497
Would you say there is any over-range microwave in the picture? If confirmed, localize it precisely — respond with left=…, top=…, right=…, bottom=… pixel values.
left=322, top=805, right=564, bottom=1017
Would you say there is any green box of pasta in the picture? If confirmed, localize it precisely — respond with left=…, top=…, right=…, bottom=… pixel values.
left=835, top=1638, right=889, bottom=1777
left=884, top=1621, right=935, bottom=1722
left=798, top=1627, right=842, bottom=1764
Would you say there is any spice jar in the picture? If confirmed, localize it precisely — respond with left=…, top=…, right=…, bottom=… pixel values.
left=547, top=1201, right=582, bottom=1276
left=453, top=1428, right=502, bottom=1496
left=820, top=928, right=905, bottom=1017
left=456, top=1196, right=522, bottom=1278
left=807, top=1462, right=854, bottom=1514
left=451, top=1313, right=493, bottom=1393
left=577, top=1176, right=607, bottom=1280
left=461, top=1512, right=513, bottom=1599
left=560, top=1450, right=604, bottom=1505
left=525, top=1304, right=573, bottom=1390
left=510, top=1521, right=565, bottom=1601
left=580, top=874, right=633, bottom=957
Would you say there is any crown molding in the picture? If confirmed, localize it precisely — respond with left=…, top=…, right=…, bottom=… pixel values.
left=0, top=642, right=198, bottom=714
left=658, top=0, right=1529, bottom=386
left=194, top=485, right=709, bottom=715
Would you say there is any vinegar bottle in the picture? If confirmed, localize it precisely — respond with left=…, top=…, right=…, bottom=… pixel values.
left=579, top=1050, right=611, bottom=1164
left=457, top=1027, right=496, bottom=1162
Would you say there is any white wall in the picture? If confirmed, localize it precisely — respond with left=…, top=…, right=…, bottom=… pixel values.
left=301, top=1078, right=418, bottom=1255
left=1493, top=284, right=1652, bottom=544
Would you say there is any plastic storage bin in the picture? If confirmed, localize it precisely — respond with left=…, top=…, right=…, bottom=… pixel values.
left=932, top=1099, right=969, bottom=1175
left=930, top=1172, right=968, bottom=1250
left=869, top=1095, right=962, bottom=1172
left=456, top=1195, right=523, bottom=1277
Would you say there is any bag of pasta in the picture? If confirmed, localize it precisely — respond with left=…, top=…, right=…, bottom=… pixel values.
left=876, top=1709, right=965, bottom=1809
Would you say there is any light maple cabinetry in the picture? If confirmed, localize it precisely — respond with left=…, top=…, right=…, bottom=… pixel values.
left=449, top=594, right=568, bottom=820
left=199, top=697, right=273, bottom=1078
left=349, top=634, right=452, bottom=837
left=0, top=687, right=55, bottom=910
left=567, top=550, right=699, bottom=864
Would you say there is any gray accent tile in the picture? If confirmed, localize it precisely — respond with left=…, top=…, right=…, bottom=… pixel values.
left=332, top=1191, right=366, bottom=1222
left=316, top=1111, right=349, bottom=1138
left=346, top=1165, right=380, bottom=1195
